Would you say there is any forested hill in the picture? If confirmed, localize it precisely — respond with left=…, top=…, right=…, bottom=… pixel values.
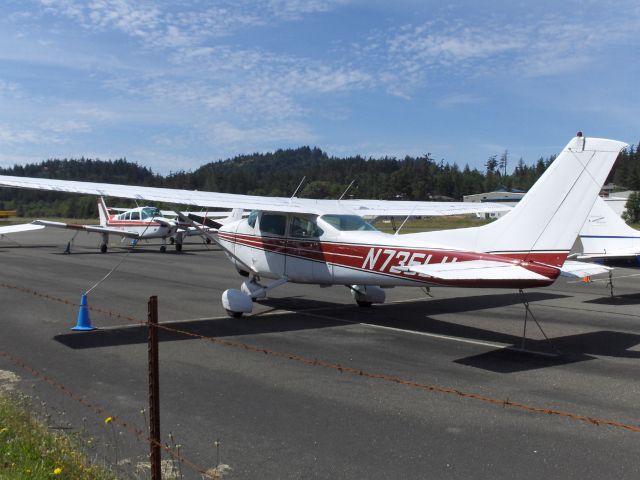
left=0, top=143, right=639, bottom=218
left=162, top=146, right=552, bottom=199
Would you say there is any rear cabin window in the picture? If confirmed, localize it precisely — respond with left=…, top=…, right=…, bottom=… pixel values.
left=260, top=213, right=287, bottom=236
left=320, top=215, right=377, bottom=231
left=131, top=211, right=140, bottom=220
left=290, top=216, right=323, bottom=238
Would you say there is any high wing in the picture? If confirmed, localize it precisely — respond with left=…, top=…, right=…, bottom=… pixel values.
left=0, top=223, right=44, bottom=235
left=399, top=260, right=552, bottom=281
left=0, top=175, right=509, bottom=217
left=33, top=220, right=143, bottom=239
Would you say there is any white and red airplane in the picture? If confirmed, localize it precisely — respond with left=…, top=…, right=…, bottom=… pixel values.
left=32, top=197, right=242, bottom=253
left=0, top=134, right=626, bottom=317
left=32, top=197, right=186, bottom=253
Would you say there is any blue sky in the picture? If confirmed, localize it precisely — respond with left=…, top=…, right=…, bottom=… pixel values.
left=1, top=0, right=639, bottom=174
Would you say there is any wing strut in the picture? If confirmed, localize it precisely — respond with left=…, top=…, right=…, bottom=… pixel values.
left=511, top=290, right=561, bottom=357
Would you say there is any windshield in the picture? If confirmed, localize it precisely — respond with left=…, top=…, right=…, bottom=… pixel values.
left=141, top=207, right=161, bottom=220
left=320, top=214, right=377, bottom=232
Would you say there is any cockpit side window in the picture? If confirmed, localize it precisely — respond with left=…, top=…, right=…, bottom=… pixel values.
left=290, top=216, right=323, bottom=238
left=130, top=211, right=140, bottom=220
left=247, top=210, right=258, bottom=229
left=320, top=214, right=377, bottom=231
left=259, top=213, right=287, bottom=236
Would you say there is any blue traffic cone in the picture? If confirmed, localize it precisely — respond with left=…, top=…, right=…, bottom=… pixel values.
left=72, top=293, right=95, bottom=331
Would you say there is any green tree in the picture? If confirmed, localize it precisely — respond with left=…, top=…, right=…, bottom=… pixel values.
left=623, top=192, right=640, bottom=223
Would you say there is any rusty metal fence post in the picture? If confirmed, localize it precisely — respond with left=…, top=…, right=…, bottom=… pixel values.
left=148, top=295, right=161, bottom=479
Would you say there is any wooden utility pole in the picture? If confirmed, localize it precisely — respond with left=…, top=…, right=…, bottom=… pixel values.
left=148, top=296, right=161, bottom=479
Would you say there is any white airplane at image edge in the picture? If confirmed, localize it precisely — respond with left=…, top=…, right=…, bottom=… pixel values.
left=33, top=197, right=240, bottom=253
left=578, top=196, right=640, bottom=266
left=0, top=134, right=626, bottom=317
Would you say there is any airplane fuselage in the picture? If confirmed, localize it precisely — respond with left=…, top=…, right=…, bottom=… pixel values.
left=218, top=213, right=562, bottom=289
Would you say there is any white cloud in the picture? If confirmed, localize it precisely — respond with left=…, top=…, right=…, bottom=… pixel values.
left=437, top=93, right=484, bottom=108
left=0, top=80, right=23, bottom=98
left=0, top=125, right=40, bottom=145
left=205, top=121, right=318, bottom=148
left=358, top=7, right=640, bottom=97
left=40, top=119, right=91, bottom=134
left=266, top=0, right=348, bottom=19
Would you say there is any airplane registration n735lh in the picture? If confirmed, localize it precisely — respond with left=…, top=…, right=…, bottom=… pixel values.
left=0, top=134, right=627, bottom=317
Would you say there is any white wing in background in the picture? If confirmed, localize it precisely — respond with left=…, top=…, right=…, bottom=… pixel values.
left=0, top=175, right=510, bottom=217
left=0, top=223, right=44, bottom=235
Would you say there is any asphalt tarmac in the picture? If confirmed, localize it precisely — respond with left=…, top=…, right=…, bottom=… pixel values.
left=1, top=229, right=639, bottom=479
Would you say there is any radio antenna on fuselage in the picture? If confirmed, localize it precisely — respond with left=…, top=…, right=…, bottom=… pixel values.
left=291, top=176, right=306, bottom=200
left=338, top=179, right=356, bottom=201
left=394, top=207, right=416, bottom=235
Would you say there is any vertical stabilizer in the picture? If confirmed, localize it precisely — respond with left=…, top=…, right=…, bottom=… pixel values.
left=411, top=135, right=627, bottom=266
left=97, top=197, right=110, bottom=226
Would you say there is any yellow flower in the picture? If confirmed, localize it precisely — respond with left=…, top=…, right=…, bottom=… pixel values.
left=0, top=427, right=8, bottom=434
left=53, top=467, right=63, bottom=475
left=105, top=416, right=113, bottom=424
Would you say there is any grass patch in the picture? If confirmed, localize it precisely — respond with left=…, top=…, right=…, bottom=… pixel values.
left=0, top=393, right=115, bottom=479
left=373, top=215, right=493, bottom=234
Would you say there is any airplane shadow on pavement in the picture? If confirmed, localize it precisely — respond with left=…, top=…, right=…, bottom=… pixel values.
left=584, top=293, right=640, bottom=305
left=53, top=291, right=640, bottom=373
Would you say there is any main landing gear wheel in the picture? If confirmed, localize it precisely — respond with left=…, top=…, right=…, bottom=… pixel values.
left=226, top=309, right=243, bottom=318
left=160, top=245, right=167, bottom=253
left=175, top=243, right=182, bottom=252
left=356, top=300, right=372, bottom=307
left=100, top=244, right=108, bottom=253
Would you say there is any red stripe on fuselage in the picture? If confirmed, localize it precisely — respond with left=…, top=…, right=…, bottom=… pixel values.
left=218, top=232, right=560, bottom=287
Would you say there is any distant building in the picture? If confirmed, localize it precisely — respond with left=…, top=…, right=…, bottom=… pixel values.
left=601, top=189, right=633, bottom=217
left=464, top=188, right=525, bottom=207
left=464, top=184, right=632, bottom=219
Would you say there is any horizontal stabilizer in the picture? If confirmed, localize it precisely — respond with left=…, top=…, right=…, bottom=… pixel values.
left=577, top=249, right=639, bottom=260
left=559, top=260, right=611, bottom=278
left=402, top=260, right=552, bottom=281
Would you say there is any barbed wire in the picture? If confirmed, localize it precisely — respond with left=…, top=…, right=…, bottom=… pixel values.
left=1, top=280, right=639, bottom=435
left=0, top=348, right=215, bottom=478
